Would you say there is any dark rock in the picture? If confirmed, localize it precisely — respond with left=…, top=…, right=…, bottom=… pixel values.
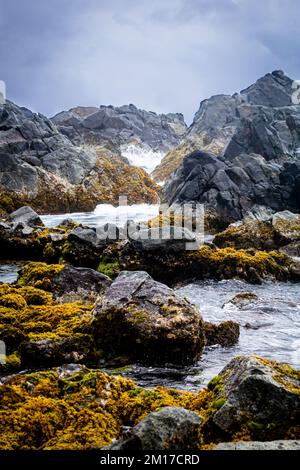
left=20, top=333, right=93, bottom=368
left=93, top=271, right=205, bottom=366
left=105, top=407, right=202, bottom=450
left=210, top=356, right=300, bottom=439
left=64, top=227, right=108, bottom=267
left=128, top=226, right=199, bottom=252
left=52, top=104, right=187, bottom=152
left=0, top=100, right=160, bottom=214
left=161, top=71, right=300, bottom=226
left=7, top=206, right=44, bottom=234
left=163, top=150, right=300, bottom=227
left=52, top=264, right=111, bottom=303
left=204, top=321, right=240, bottom=347
left=280, top=241, right=300, bottom=257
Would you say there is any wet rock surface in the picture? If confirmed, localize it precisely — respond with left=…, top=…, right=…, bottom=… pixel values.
left=161, top=71, right=300, bottom=227
left=106, top=406, right=202, bottom=450
left=93, top=271, right=205, bottom=366
left=210, top=356, right=300, bottom=439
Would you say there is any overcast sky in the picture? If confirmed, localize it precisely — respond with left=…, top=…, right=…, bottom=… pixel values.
left=0, top=0, right=299, bottom=123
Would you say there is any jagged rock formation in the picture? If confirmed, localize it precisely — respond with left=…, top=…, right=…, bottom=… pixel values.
left=0, top=101, right=160, bottom=215
left=154, top=70, right=300, bottom=182
left=161, top=71, right=300, bottom=226
left=52, top=104, right=187, bottom=153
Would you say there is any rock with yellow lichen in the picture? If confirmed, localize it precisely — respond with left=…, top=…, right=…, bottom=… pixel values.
left=214, top=211, right=300, bottom=251
left=0, top=356, right=299, bottom=449
left=0, top=262, right=114, bottom=372
left=17, top=262, right=111, bottom=304
left=0, top=364, right=203, bottom=450
left=209, top=356, right=300, bottom=440
left=119, top=242, right=299, bottom=285
left=204, top=321, right=240, bottom=347
left=0, top=281, right=98, bottom=372
left=93, top=271, right=206, bottom=366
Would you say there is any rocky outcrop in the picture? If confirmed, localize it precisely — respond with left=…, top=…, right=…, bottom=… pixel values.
left=163, top=150, right=300, bottom=229
left=52, top=104, right=186, bottom=153
left=119, top=241, right=299, bottom=285
left=209, top=356, right=300, bottom=440
left=214, top=210, right=300, bottom=251
left=160, top=71, right=300, bottom=227
left=106, top=407, right=202, bottom=450
left=0, top=101, right=159, bottom=215
left=93, top=271, right=205, bottom=365
left=155, top=70, right=300, bottom=182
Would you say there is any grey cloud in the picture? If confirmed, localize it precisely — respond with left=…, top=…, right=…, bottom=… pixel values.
left=0, top=0, right=299, bottom=123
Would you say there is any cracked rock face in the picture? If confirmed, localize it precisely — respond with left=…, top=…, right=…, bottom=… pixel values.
left=0, top=101, right=160, bottom=214
left=51, top=104, right=187, bottom=153
left=93, top=270, right=205, bottom=366
left=210, top=356, right=300, bottom=438
left=161, top=71, right=300, bottom=225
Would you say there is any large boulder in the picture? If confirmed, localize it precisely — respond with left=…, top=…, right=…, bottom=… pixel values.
left=93, top=271, right=205, bottom=365
left=209, top=356, right=300, bottom=439
left=106, top=407, right=202, bottom=450
left=127, top=226, right=200, bottom=252
left=7, top=206, right=44, bottom=231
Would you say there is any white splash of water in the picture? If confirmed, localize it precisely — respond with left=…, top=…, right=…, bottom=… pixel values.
left=41, top=204, right=160, bottom=228
left=121, top=143, right=165, bottom=173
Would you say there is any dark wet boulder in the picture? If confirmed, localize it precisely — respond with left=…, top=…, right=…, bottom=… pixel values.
left=127, top=226, right=199, bottom=252
left=52, top=264, right=111, bottom=303
left=204, top=321, right=240, bottom=347
left=93, top=271, right=205, bottom=366
left=119, top=243, right=298, bottom=286
left=7, top=206, right=44, bottom=231
left=17, top=262, right=111, bottom=303
left=106, top=407, right=202, bottom=450
left=63, top=227, right=108, bottom=267
left=20, top=333, right=93, bottom=368
left=209, top=356, right=300, bottom=439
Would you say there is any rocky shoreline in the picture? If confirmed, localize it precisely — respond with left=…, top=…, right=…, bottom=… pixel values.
left=1, top=69, right=300, bottom=451
left=0, top=204, right=299, bottom=450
